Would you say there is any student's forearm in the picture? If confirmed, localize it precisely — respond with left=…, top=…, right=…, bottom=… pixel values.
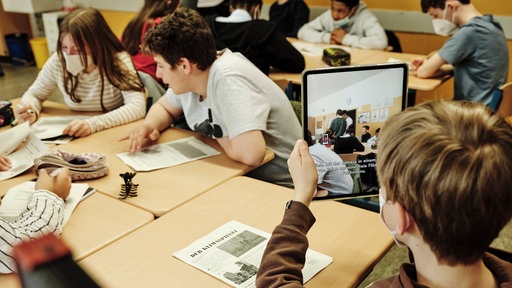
left=256, top=202, right=316, bottom=288
left=216, top=138, right=265, bottom=166
left=144, top=101, right=175, bottom=132
left=416, top=53, right=451, bottom=78
left=216, top=131, right=266, bottom=166
left=87, top=91, right=146, bottom=133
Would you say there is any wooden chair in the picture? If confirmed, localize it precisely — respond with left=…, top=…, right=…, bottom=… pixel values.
left=497, top=82, right=512, bottom=118
left=385, top=30, right=402, bottom=53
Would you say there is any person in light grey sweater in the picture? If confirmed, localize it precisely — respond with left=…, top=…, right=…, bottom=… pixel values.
left=297, top=0, right=387, bottom=50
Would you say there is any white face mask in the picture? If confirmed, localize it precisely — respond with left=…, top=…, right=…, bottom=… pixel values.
left=432, top=8, right=457, bottom=36
left=379, top=192, right=406, bottom=247
left=333, top=17, right=350, bottom=29
left=333, top=7, right=354, bottom=29
left=63, top=53, right=84, bottom=76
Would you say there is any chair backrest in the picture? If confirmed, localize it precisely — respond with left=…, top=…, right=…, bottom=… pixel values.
left=489, top=88, right=503, bottom=111
left=385, top=30, right=402, bottom=53
left=497, top=82, right=512, bottom=118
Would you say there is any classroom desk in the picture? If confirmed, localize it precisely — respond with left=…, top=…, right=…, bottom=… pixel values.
left=269, top=40, right=381, bottom=85
left=1, top=100, right=275, bottom=217
left=79, top=176, right=394, bottom=288
left=56, top=123, right=274, bottom=217
left=0, top=192, right=154, bottom=288
left=269, top=40, right=453, bottom=106
left=356, top=51, right=452, bottom=92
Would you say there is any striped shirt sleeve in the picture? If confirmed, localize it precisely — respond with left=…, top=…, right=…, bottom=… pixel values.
left=22, top=52, right=146, bottom=134
left=21, top=53, right=61, bottom=114
left=85, top=52, right=146, bottom=133
left=0, top=190, right=65, bottom=274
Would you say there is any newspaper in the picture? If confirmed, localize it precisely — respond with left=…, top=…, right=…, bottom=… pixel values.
left=173, top=220, right=333, bottom=288
left=117, top=136, right=220, bottom=172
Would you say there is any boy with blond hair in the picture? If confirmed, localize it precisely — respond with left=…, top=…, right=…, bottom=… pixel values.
left=256, top=100, right=512, bottom=287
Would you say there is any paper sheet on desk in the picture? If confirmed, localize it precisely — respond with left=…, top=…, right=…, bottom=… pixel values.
left=388, top=58, right=412, bottom=71
left=173, top=220, right=333, bottom=288
left=0, top=134, right=49, bottom=181
left=0, top=122, right=30, bottom=156
left=117, top=136, right=221, bottom=172
left=31, top=115, right=90, bottom=144
left=0, top=181, right=94, bottom=226
left=292, top=42, right=351, bottom=56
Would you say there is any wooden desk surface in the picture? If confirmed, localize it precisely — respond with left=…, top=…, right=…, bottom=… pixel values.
left=79, top=176, right=393, bottom=288
left=56, top=122, right=274, bottom=217
left=356, top=51, right=452, bottom=91
left=1, top=100, right=274, bottom=217
left=269, top=41, right=380, bottom=85
left=269, top=39, right=452, bottom=92
left=0, top=192, right=154, bottom=288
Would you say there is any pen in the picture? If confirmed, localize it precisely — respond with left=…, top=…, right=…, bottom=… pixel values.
left=10, top=119, right=18, bottom=127
left=50, top=168, right=63, bottom=177
left=17, top=103, right=33, bottom=114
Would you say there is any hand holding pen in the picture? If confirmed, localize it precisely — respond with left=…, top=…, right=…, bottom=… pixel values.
left=14, top=103, right=37, bottom=125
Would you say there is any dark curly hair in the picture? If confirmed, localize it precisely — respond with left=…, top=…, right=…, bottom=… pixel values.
left=143, top=8, right=217, bottom=71
left=421, top=0, right=470, bottom=13
left=332, top=0, right=359, bottom=9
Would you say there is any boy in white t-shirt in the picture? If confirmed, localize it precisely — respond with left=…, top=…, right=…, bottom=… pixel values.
left=122, top=8, right=302, bottom=187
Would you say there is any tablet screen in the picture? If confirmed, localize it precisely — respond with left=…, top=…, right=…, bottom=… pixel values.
left=301, top=63, right=408, bottom=201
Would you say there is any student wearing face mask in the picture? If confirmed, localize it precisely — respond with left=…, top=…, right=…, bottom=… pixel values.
left=297, top=0, right=387, bottom=50
left=205, top=0, right=305, bottom=75
left=15, top=8, right=146, bottom=138
left=256, top=101, right=512, bottom=288
left=411, top=0, right=508, bottom=107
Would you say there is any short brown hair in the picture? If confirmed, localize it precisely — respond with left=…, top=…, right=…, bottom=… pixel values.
left=377, top=100, right=512, bottom=265
left=143, top=8, right=217, bottom=71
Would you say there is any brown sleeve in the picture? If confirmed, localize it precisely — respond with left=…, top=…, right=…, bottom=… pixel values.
left=256, top=201, right=316, bottom=288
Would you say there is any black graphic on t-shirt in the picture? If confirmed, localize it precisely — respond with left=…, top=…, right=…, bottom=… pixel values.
left=193, top=108, right=223, bottom=138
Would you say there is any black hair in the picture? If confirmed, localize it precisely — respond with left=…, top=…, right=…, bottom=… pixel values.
left=332, top=0, right=359, bottom=9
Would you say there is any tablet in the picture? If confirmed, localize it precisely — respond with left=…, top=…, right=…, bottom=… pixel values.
left=301, top=63, right=408, bottom=201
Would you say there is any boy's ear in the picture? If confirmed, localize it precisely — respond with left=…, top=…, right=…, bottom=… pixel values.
left=392, top=201, right=415, bottom=235
left=179, top=58, right=193, bottom=75
left=445, top=0, right=460, bottom=11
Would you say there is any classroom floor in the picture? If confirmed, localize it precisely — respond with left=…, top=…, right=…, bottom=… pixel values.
left=1, top=62, right=511, bottom=288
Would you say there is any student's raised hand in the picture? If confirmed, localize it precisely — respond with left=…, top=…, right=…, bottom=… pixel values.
left=287, top=140, right=318, bottom=207
left=0, top=155, right=12, bottom=171
left=35, top=168, right=72, bottom=200
left=15, top=104, right=37, bottom=124
left=63, top=119, right=92, bottom=137
left=120, top=124, right=161, bottom=153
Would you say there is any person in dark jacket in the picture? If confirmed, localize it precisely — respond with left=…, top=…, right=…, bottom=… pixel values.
left=333, top=124, right=364, bottom=154
left=205, top=0, right=305, bottom=75
left=269, top=0, right=310, bottom=38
